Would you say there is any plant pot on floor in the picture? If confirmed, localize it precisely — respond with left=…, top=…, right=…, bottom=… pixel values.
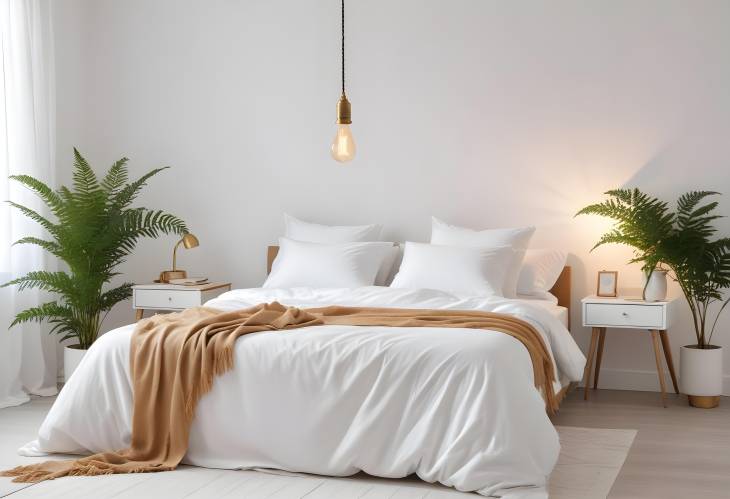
left=64, top=345, right=88, bottom=382
left=680, top=345, right=723, bottom=408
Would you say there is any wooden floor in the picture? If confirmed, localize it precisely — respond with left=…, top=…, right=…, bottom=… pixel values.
left=552, top=388, right=730, bottom=499
left=1, top=389, right=728, bottom=498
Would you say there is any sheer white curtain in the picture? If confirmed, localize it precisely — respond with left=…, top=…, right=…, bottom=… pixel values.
left=0, top=0, right=57, bottom=408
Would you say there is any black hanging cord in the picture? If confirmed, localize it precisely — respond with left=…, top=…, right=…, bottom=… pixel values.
left=341, top=0, right=345, bottom=96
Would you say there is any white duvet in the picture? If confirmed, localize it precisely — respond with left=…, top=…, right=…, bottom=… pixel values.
left=21, top=287, right=585, bottom=498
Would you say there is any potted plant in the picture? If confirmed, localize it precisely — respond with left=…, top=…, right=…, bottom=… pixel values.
left=2, top=149, right=189, bottom=380
left=577, top=189, right=730, bottom=408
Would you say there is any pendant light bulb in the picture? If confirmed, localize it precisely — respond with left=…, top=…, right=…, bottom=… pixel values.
left=331, top=94, right=355, bottom=163
left=331, top=0, right=355, bottom=163
left=331, top=124, right=356, bottom=163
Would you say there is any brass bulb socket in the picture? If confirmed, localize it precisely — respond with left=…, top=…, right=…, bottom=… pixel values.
left=336, top=95, right=352, bottom=124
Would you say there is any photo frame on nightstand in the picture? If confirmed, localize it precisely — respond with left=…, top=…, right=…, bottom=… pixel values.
left=597, top=270, right=618, bottom=297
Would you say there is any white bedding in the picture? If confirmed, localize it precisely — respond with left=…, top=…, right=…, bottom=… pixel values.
left=515, top=294, right=569, bottom=329
left=21, top=287, right=585, bottom=498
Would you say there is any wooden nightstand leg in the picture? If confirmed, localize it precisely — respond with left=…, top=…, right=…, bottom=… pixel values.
left=650, top=330, right=668, bottom=407
left=659, top=330, right=679, bottom=394
left=583, top=328, right=600, bottom=400
left=135, top=309, right=144, bottom=321
left=593, top=328, right=606, bottom=389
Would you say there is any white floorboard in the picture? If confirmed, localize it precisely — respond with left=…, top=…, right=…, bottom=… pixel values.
left=0, top=396, right=634, bottom=498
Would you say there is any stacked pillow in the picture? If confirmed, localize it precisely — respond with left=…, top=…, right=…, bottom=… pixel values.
left=264, top=238, right=395, bottom=289
left=264, top=214, right=398, bottom=289
left=283, top=213, right=383, bottom=243
left=517, top=248, right=568, bottom=299
left=265, top=214, right=567, bottom=298
left=389, top=242, right=513, bottom=297
left=429, top=217, right=535, bottom=298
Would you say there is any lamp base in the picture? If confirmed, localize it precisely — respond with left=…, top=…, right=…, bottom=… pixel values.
left=159, top=270, right=187, bottom=283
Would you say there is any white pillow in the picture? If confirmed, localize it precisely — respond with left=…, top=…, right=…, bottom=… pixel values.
left=517, top=249, right=567, bottom=297
left=389, top=242, right=513, bottom=297
left=430, top=217, right=535, bottom=297
left=284, top=213, right=383, bottom=243
left=264, top=238, right=394, bottom=289
left=282, top=214, right=395, bottom=285
left=375, top=245, right=401, bottom=286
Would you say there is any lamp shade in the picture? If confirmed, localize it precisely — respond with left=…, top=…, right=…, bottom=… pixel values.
left=181, top=233, right=199, bottom=249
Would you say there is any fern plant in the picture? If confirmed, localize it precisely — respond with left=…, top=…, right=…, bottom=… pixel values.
left=577, top=188, right=730, bottom=348
left=2, top=149, right=188, bottom=349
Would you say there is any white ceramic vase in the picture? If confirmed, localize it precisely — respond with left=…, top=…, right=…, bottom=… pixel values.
left=643, top=270, right=668, bottom=302
left=64, top=345, right=88, bottom=382
left=680, top=345, right=723, bottom=408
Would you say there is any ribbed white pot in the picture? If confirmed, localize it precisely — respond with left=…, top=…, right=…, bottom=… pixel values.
left=680, top=345, right=723, bottom=408
left=643, top=270, right=668, bottom=302
left=64, top=345, right=88, bottom=382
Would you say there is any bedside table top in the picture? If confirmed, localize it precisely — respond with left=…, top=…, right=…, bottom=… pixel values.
left=581, top=295, right=674, bottom=305
left=133, top=282, right=232, bottom=292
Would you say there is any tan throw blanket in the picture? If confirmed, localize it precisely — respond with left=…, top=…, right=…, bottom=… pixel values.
left=1, top=302, right=557, bottom=483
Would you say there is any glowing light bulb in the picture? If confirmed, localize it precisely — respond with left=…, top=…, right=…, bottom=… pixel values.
left=331, top=124, right=356, bottom=163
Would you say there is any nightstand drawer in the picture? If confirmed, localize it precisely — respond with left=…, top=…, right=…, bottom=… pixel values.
left=584, top=303, right=665, bottom=329
left=133, top=289, right=201, bottom=310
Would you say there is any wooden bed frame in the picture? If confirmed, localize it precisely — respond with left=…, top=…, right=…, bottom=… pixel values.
left=267, top=245, right=573, bottom=409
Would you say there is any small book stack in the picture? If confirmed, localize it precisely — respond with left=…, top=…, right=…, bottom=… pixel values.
left=168, top=277, right=209, bottom=286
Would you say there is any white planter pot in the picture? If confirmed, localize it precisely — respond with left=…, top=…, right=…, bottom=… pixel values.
left=643, top=270, right=668, bottom=302
left=680, top=344, right=723, bottom=408
left=64, top=345, right=88, bottom=382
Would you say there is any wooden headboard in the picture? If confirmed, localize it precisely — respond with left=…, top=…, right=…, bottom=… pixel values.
left=550, top=266, right=572, bottom=328
left=266, top=245, right=571, bottom=325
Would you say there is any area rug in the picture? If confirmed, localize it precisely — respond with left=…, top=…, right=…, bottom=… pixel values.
left=550, top=426, right=637, bottom=498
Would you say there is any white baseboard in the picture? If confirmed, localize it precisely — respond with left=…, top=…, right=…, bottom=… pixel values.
left=579, top=368, right=730, bottom=396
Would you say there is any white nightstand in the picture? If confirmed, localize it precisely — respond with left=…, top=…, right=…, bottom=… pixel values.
left=132, top=282, right=232, bottom=321
left=581, top=295, right=680, bottom=407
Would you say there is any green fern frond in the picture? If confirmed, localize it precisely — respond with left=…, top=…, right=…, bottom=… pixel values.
left=111, top=167, right=169, bottom=210
left=8, top=175, right=64, bottom=215
left=57, top=185, right=74, bottom=203
left=590, top=231, right=643, bottom=251
left=100, top=157, right=129, bottom=194
left=72, top=148, right=100, bottom=195
left=603, top=188, right=635, bottom=204
left=1, top=271, right=76, bottom=295
left=10, top=301, right=74, bottom=327
left=6, top=201, right=58, bottom=235
left=677, top=191, right=719, bottom=216
left=120, top=209, right=188, bottom=238
left=13, top=236, right=62, bottom=256
left=99, top=284, right=134, bottom=311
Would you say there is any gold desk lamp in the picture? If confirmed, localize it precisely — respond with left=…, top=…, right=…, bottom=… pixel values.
left=159, top=233, right=199, bottom=283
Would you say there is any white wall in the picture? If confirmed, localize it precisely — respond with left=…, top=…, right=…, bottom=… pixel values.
left=52, top=0, right=730, bottom=392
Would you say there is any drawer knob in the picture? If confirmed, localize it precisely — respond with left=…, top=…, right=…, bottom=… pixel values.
left=622, top=312, right=629, bottom=317
left=168, top=297, right=172, bottom=301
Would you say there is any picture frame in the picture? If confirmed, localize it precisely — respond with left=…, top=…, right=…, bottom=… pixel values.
left=596, top=270, right=618, bottom=297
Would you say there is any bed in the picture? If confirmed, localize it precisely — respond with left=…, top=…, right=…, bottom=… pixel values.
left=18, top=247, right=585, bottom=499
left=266, top=245, right=578, bottom=404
